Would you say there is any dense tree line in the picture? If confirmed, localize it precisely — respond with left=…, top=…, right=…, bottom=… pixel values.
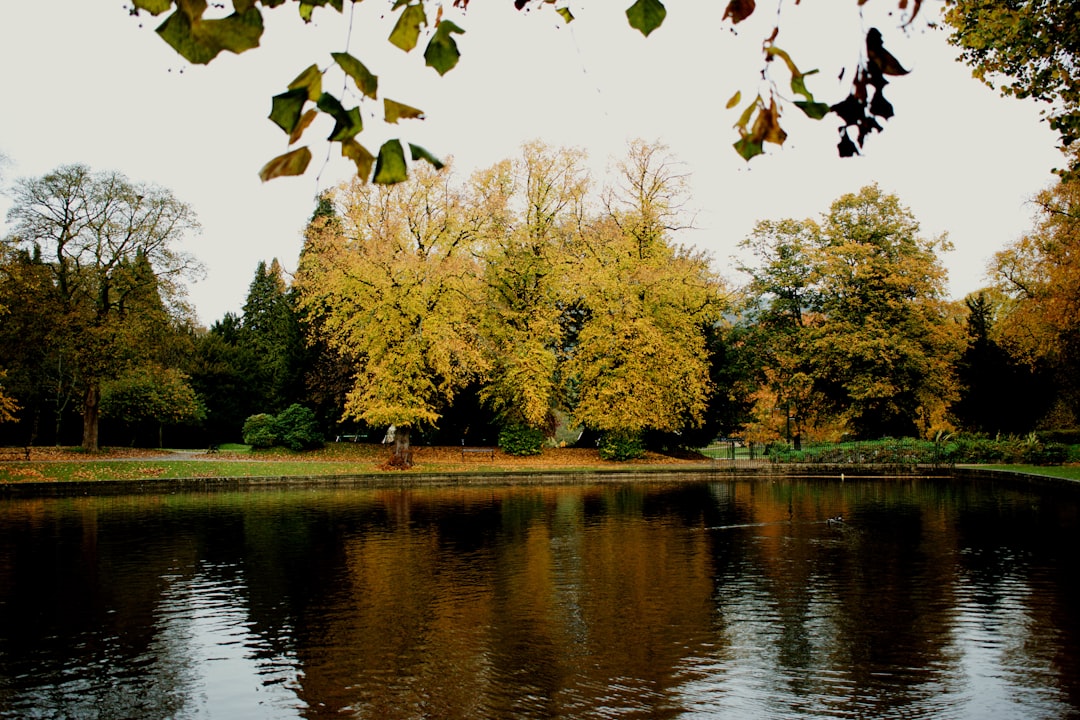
left=2, top=146, right=1078, bottom=455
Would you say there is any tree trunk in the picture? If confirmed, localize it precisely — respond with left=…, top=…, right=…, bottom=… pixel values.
left=391, top=425, right=413, bottom=468
left=81, top=381, right=101, bottom=452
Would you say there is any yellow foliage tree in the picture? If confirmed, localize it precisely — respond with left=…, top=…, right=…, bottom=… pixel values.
left=295, top=161, right=487, bottom=465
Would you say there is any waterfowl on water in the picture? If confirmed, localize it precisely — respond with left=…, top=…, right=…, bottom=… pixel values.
left=827, top=515, right=844, bottom=526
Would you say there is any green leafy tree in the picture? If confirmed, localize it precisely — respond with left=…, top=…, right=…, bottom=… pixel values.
left=2, top=165, right=202, bottom=450
left=295, top=161, right=487, bottom=466
left=944, top=0, right=1080, bottom=175
left=101, top=364, right=205, bottom=447
left=240, top=258, right=306, bottom=413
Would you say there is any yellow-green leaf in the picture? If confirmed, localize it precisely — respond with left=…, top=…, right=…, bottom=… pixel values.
left=557, top=7, right=574, bottom=23
left=134, top=0, right=173, bottom=14
left=157, top=6, right=263, bottom=64
left=625, top=0, right=666, bottom=37
left=341, top=139, right=376, bottom=181
left=287, top=63, right=322, bottom=101
left=259, top=146, right=312, bottom=181
left=389, top=4, right=426, bottom=52
left=373, top=139, right=408, bottom=184
left=424, top=20, right=464, bottom=76
left=726, top=90, right=741, bottom=109
left=384, top=98, right=425, bottom=124
left=331, top=52, right=378, bottom=99
left=289, top=108, right=318, bottom=144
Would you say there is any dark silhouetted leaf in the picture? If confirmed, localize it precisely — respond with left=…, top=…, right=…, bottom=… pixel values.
left=425, top=20, right=464, bottom=75
left=259, top=146, right=312, bottom=181
left=332, top=52, right=378, bottom=99
left=389, top=4, right=426, bottom=52
left=409, top=143, right=444, bottom=170
left=269, top=88, right=308, bottom=133
left=866, top=28, right=908, bottom=76
left=626, top=0, right=666, bottom=37
left=374, top=139, right=408, bottom=184
left=384, top=99, right=425, bottom=124
left=838, top=132, right=859, bottom=157
left=831, top=94, right=864, bottom=126
left=870, top=91, right=894, bottom=119
left=723, top=0, right=755, bottom=24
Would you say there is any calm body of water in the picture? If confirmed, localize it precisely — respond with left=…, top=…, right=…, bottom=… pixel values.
left=1, top=475, right=1078, bottom=719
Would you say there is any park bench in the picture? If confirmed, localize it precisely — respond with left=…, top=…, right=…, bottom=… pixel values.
left=460, top=442, right=495, bottom=461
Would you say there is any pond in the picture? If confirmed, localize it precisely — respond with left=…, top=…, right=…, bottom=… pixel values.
left=0, top=474, right=1078, bottom=719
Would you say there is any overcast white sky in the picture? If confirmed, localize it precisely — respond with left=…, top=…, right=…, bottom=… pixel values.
left=0, top=1, right=1064, bottom=325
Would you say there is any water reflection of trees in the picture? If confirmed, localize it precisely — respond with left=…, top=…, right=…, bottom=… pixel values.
left=0, top=480, right=1077, bottom=718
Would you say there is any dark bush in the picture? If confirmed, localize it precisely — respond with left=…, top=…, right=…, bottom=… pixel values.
left=498, top=424, right=545, bottom=456
left=242, top=413, right=278, bottom=449
left=275, top=404, right=324, bottom=451
left=599, top=431, right=645, bottom=461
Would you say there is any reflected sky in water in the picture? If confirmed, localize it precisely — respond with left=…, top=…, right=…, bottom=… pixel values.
left=1, top=476, right=1078, bottom=719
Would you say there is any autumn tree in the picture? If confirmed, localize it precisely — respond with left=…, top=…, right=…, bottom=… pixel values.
left=2, top=165, right=202, bottom=450
left=101, top=364, right=205, bottom=447
left=295, top=161, right=486, bottom=465
left=564, top=141, right=725, bottom=447
left=737, top=218, right=826, bottom=448
left=739, top=185, right=962, bottom=441
left=472, top=142, right=590, bottom=435
left=811, top=185, right=962, bottom=438
left=989, top=162, right=1080, bottom=428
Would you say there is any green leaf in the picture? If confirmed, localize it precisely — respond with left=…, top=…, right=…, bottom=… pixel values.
left=331, top=52, right=378, bottom=99
left=384, top=98, right=425, bottom=124
left=133, top=0, right=173, bottom=14
left=373, top=139, right=408, bottom=185
left=316, top=93, right=363, bottom=141
left=409, top=143, right=444, bottom=170
left=269, top=88, right=309, bottom=133
left=341, top=139, right=376, bottom=181
left=733, top=137, right=764, bottom=161
left=625, top=0, right=666, bottom=37
left=299, top=2, right=314, bottom=22
left=156, top=6, right=263, bottom=64
left=389, top=4, right=426, bottom=52
left=259, top=147, right=312, bottom=181
left=424, top=20, right=465, bottom=76
left=557, top=7, right=575, bottom=23
left=287, top=63, right=322, bottom=101
left=794, top=100, right=831, bottom=120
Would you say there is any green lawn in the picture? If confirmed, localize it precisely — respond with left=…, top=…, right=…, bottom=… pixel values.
left=974, top=464, right=1080, bottom=482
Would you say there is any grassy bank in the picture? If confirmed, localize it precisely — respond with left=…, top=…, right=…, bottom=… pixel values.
left=0, top=443, right=704, bottom=484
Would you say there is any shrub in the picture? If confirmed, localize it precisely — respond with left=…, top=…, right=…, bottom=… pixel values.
left=242, top=413, right=278, bottom=449
left=498, top=424, right=545, bottom=456
left=275, top=404, right=324, bottom=451
left=598, top=431, right=645, bottom=461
